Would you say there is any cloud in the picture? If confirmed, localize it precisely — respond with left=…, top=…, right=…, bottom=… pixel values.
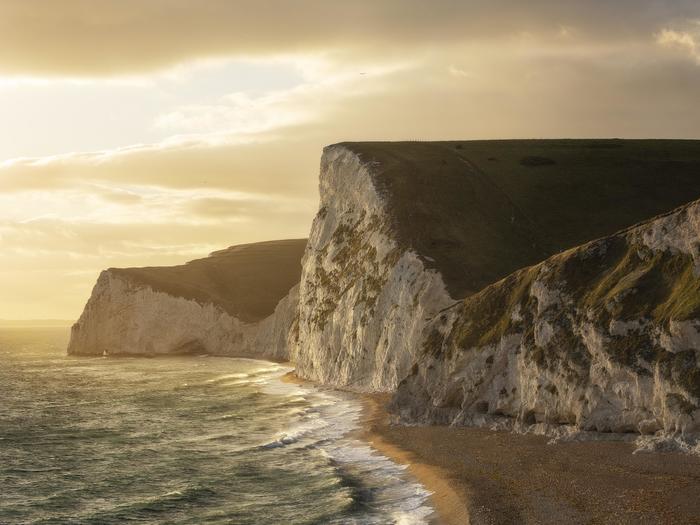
left=3, top=1, right=700, bottom=318
left=153, top=92, right=310, bottom=135
left=0, top=137, right=320, bottom=195
left=3, top=35, right=700, bottom=198
left=0, top=188, right=315, bottom=318
left=1, top=0, right=699, bottom=76
left=657, top=27, right=700, bottom=62
left=0, top=57, right=407, bottom=197
left=96, top=188, right=144, bottom=205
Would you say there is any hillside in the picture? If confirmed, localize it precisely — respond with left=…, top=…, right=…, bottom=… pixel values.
left=343, top=139, right=700, bottom=298
left=110, top=239, right=306, bottom=323
left=68, top=239, right=306, bottom=357
left=392, top=196, right=700, bottom=440
left=293, top=140, right=700, bottom=391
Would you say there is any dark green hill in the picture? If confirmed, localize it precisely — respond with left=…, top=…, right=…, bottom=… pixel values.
left=342, top=139, right=700, bottom=298
left=110, top=239, right=306, bottom=323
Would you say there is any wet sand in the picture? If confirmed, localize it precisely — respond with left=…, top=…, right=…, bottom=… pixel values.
left=363, top=394, right=700, bottom=525
left=360, top=395, right=470, bottom=525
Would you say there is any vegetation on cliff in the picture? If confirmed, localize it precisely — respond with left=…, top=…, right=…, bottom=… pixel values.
left=110, top=239, right=306, bottom=323
left=343, top=140, right=700, bottom=299
left=396, top=197, right=700, bottom=435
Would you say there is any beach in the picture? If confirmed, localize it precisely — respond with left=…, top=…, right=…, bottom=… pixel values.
left=362, top=395, right=700, bottom=525
left=281, top=371, right=700, bottom=524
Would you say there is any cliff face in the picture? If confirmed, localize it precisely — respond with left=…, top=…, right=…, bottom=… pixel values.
left=68, top=240, right=305, bottom=359
left=292, top=140, right=700, bottom=393
left=69, top=140, right=700, bottom=443
left=291, top=145, right=452, bottom=390
left=392, top=200, right=700, bottom=439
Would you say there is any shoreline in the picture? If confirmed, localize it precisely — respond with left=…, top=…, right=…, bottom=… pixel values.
left=281, top=371, right=468, bottom=524
left=282, top=371, right=700, bottom=525
left=359, top=394, right=470, bottom=525
left=362, top=404, right=700, bottom=525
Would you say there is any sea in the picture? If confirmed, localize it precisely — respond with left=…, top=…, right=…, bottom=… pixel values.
left=0, top=327, right=433, bottom=525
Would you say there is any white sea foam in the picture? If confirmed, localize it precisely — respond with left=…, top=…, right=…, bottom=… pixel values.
left=205, top=373, right=249, bottom=383
left=255, top=367, right=434, bottom=523
left=3, top=343, right=433, bottom=524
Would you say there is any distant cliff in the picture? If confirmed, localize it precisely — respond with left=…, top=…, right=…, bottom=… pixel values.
left=67, top=239, right=305, bottom=359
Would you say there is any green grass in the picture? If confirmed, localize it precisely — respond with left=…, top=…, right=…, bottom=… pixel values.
left=440, top=206, right=700, bottom=397
left=111, top=239, right=306, bottom=323
left=341, top=139, right=700, bottom=299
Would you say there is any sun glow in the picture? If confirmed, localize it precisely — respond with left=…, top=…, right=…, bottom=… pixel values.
left=1, top=1, right=700, bottom=318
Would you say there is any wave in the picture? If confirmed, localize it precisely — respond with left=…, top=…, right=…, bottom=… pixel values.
left=2, top=347, right=433, bottom=525
left=252, top=373, right=434, bottom=523
left=259, top=416, right=329, bottom=450
left=205, top=373, right=249, bottom=383
left=5, top=466, right=63, bottom=473
left=78, top=485, right=218, bottom=522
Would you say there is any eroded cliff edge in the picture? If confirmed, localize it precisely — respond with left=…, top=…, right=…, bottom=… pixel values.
left=393, top=200, right=700, bottom=442
left=68, top=239, right=305, bottom=359
left=290, top=145, right=453, bottom=390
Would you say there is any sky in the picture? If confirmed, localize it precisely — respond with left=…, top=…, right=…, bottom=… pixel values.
left=1, top=0, right=700, bottom=319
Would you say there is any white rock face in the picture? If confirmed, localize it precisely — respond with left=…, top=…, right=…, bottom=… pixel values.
left=395, top=300, right=700, bottom=440
left=634, top=201, right=700, bottom=272
left=68, top=271, right=295, bottom=361
left=291, top=145, right=453, bottom=391
left=67, top=142, right=700, bottom=449
left=393, top=202, right=700, bottom=442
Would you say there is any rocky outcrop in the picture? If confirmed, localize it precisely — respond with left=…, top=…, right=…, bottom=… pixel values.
left=68, top=240, right=305, bottom=359
left=392, top=200, right=700, bottom=440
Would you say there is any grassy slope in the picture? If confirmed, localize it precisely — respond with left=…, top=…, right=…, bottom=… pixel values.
left=427, top=197, right=700, bottom=401
left=343, top=139, right=700, bottom=299
left=110, top=239, right=307, bottom=323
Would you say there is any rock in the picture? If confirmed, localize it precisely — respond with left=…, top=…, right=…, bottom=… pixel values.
left=392, top=199, right=700, bottom=440
left=68, top=240, right=305, bottom=359
left=638, top=418, right=662, bottom=435
left=291, top=145, right=452, bottom=391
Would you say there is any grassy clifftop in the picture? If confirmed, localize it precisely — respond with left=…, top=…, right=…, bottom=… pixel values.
left=110, top=239, right=306, bottom=323
left=342, top=139, right=700, bottom=299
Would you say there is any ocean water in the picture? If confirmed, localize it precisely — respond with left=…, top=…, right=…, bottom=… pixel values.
left=0, top=328, right=432, bottom=525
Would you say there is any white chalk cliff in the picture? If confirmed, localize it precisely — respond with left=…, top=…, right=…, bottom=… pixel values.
left=68, top=240, right=305, bottom=360
left=393, top=200, right=700, bottom=442
left=290, top=145, right=453, bottom=391
left=70, top=140, right=700, bottom=445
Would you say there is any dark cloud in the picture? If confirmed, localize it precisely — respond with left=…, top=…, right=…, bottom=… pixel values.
left=0, top=0, right=698, bottom=75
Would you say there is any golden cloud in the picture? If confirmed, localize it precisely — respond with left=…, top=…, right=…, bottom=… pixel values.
left=0, top=0, right=698, bottom=76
